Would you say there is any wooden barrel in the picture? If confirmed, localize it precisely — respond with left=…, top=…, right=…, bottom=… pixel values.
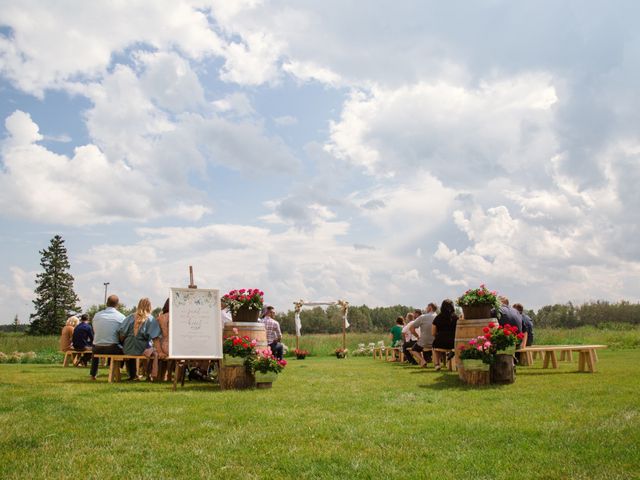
left=454, top=317, right=495, bottom=382
left=219, top=322, right=268, bottom=390
left=223, top=322, right=268, bottom=353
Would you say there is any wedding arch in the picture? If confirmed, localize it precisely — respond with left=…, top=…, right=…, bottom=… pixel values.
left=293, top=299, right=350, bottom=350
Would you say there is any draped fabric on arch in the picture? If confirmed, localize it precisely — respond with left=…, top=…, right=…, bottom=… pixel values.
left=293, top=299, right=350, bottom=336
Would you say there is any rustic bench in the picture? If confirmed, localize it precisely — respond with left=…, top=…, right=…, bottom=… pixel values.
left=515, top=345, right=607, bottom=373
left=432, top=348, right=456, bottom=371
left=373, top=346, right=385, bottom=360
left=61, top=350, right=92, bottom=367
left=92, top=354, right=147, bottom=382
left=384, top=347, right=404, bottom=362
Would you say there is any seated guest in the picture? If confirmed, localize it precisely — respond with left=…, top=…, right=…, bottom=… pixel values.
left=410, top=303, right=437, bottom=367
left=90, top=295, right=126, bottom=380
left=118, top=298, right=161, bottom=381
left=72, top=314, right=94, bottom=366
left=59, top=316, right=78, bottom=352
left=432, top=299, right=459, bottom=371
left=390, top=317, right=404, bottom=347
left=262, top=306, right=284, bottom=360
left=155, top=298, right=172, bottom=380
left=401, top=313, right=419, bottom=365
left=513, top=303, right=533, bottom=346
left=497, top=296, right=523, bottom=333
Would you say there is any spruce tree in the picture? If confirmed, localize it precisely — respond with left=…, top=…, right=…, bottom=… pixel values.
left=29, top=235, right=81, bottom=335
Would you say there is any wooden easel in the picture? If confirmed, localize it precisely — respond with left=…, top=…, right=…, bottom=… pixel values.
left=172, top=266, right=201, bottom=391
left=171, top=266, right=224, bottom=391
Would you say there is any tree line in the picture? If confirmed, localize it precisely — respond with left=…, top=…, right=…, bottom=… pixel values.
left=9, top=234, right=640, bottom=335
left=275, top=301, right=640, bottom=334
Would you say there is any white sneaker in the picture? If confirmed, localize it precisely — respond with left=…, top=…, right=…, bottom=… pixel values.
left=434, top=364, right=442, bottom=371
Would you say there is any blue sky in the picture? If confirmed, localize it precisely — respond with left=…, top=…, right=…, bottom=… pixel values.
left=1, top=1, right=639, bottom=323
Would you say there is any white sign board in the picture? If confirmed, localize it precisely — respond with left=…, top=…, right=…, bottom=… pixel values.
left=169, top=287, right=222, bottom=359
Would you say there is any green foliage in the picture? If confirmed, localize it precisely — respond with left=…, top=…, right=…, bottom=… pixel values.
left=0, top=352, right=639, bottom=479
left=83, top=303, right=135, bottom=320
left=28, top=235, right=81, bottom=335
left=535, top=300, right=640, bottom=328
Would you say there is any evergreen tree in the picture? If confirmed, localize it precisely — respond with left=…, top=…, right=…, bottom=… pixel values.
left=13, top=314, right=19, bottom=332
left=29, top=235, right=81, bottom=335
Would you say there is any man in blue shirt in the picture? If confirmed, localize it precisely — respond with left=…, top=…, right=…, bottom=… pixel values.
left=72, top=314, right=94, bottom=366
left=89, top=295, right=126, bottom=380
left=497, top=296, right=523, bottom=333
left=513, top=303, right=534, bottom=346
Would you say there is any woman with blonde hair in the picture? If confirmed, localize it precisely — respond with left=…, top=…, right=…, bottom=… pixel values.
left=59, top=316, right=79, bottom=352
left=118, top=298, right=161, bottom=381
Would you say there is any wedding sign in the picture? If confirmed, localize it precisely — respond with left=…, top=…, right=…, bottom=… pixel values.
left=169, top=287, right=222, bottom=359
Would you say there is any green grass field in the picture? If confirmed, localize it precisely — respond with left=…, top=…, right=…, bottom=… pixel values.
left=1, top=347, right=639, bottom=479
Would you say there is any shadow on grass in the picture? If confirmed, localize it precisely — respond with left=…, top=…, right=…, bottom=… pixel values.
left=417, top=372, right=506, bottom=391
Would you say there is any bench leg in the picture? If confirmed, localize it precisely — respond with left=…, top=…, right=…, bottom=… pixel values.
left=108, top=360, right=116, bottom=383
left=560, top=351, right=566, bottom=361
left=578, top=352, right=586, bottom=372
left=588, top=350, right=596, bottom=372
left=550, top=351, right=558, bottom=369
left=63, top=352, right=71, bottom=367
left=593, top=350, right=598, bottom=362
left=543, top=351, right=551, bottom=369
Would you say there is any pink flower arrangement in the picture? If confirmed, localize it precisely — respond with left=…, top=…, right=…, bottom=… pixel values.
left=222, top=288, right=264, bottom=315
left=249, top=348, right=287, bottom=374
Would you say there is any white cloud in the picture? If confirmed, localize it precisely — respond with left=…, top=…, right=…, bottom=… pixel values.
left=0, top=110, right=210, bottom=225
left=0, top=1, right=224, bottom=96
left=326, top=74, right=558, bottom=179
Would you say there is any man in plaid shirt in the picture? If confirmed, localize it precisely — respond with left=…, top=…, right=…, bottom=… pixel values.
left=262, top=306, right=284, bottom=359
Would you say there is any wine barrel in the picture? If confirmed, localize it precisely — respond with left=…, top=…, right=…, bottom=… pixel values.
left=219, top=322, right=268, bottom=390
left=223, top=322, right=268, bottom=353
left=454, top=317, right=495, bottom=382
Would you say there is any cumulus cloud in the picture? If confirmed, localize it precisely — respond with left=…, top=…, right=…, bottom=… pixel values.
left=325, top=75, right=558, bottom=180
left=0, top=110, right=209, bottom=224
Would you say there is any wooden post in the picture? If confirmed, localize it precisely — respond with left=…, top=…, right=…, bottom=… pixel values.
left=188, top=265, right=197, bottom=289
left=296, top=335, right=299, bottom=351
left=342, top=316, right=346, bottom=351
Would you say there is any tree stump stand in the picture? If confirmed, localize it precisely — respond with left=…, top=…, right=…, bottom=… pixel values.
left=491, top=354, right=515, bottom=384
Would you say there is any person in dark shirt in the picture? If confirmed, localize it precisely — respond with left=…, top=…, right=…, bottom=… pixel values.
left=432, top=299, right=459, bottom=370
left=513, top=303, right=534, bottom=346
left=72, top=314, right=94, bottom=367
left=496, top=297, right=523, bottom=333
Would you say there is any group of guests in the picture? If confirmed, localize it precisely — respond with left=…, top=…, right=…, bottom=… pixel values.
left=389, top=296, right=534, bottom=369
left=62, top=295, right=285, bottom=380
left=60, top=294, right=171, bottom=381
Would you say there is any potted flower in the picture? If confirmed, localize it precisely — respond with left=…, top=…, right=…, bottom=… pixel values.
left=222, top=328, right=257, bottom=366
left=459, top=336, right=492, bottom=371
left=293, top=348, right=309, bottom=360
left=457, top=284, right=500, bottom=319
left=249, top=349, right=287, bottom=388
left=485, top=322, right=523, bottom=356
left=335, top=347, right=348, bottom=359
left=222, top=288, right=264, bottom=322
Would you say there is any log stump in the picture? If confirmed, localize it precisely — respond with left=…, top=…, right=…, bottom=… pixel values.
left=218, top=365, right=255, bottom=390
left=490, top=354, right=515, bottom=384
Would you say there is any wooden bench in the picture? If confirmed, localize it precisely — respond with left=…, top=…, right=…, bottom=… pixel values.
left=61, top=350, right=92, bottom=367
left=92, top=354, right=147, bottom=382
left=385, top=347, right=404, bottom=362
left=432, top=348, right=456, bottom=371
left=373, top=346, right=386, bottom=360
left=515, top=345, right=607, bottom=373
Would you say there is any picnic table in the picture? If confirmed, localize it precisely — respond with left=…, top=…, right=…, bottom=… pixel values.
left=516, top=345, right=607, bottom=373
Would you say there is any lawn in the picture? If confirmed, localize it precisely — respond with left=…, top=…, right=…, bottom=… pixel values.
left=1, top=349, right=639, bottom=479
